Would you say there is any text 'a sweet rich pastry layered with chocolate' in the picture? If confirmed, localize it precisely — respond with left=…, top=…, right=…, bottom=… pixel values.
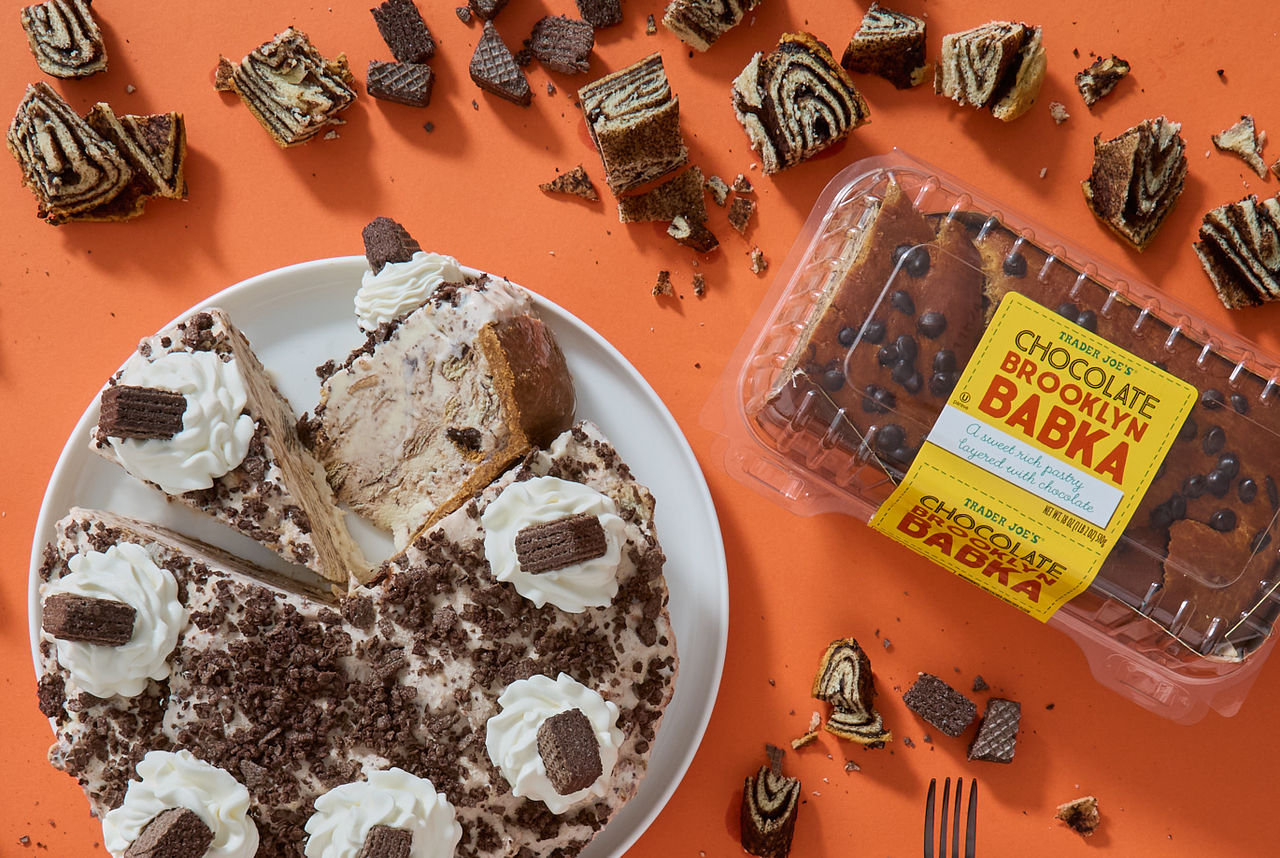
left=302, top=218, right=575, bottom=551
left=757, top=177, right=1280, bottom=658
left=37, top=421, right=677, bottom=856
left=91, top=309, right=371, bottom=587
left=732, top=33, right=870, bottom=174
left=215, top=27, right=356, bottom=146
left=578, top=53, right=688, bottom=194
left=935, top=21, right=1045, bottom=121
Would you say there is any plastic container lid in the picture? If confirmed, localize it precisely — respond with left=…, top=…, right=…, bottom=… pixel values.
left=705, top=150, right=1280, bottom=723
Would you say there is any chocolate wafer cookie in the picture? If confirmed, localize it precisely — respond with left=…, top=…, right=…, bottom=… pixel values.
left=123, top=808, right=214, bottom=858
left=42, top=593, right=137, bottom=647
left=99, top=385, right=187, bottom=440
left=576, top=0, right=621, bottom=28
left=537, top=708, right=603, bottom=794
left=967, top=698, right=1021, bottom=763
left=469, top=0, right=509, bottom=22
left=367, top=61, right=434, bottom=107
left=371, top=0, right=436, bottom=63
left=515, top=513, right=608, bottom=574
left=20, top=0, right=107, bottom=78
left=362, top=216, right=422, bottom=272
left=527, top=15, right=594, bottom=74
left=470, top=21, right=532, bottom=106
left=358, top=826, right=413, bottom=858
left=902, top=673, right=977, bottom=736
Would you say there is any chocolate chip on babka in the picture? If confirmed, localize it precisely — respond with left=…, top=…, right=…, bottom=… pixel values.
left=371, top=0, right=436, bottom=63
left=41, top=592, right=136, bottom=647
left=540, top=165, right=600, bottom=201
left=537, top=708, right=603, bottom=794
left=1082, top=115, right=1187, bottom=250
left=740, top=745, right=801, bottom=858
left=841, top=2, right=930, bottom=89
left=812, top=638, right=892, bottom=745
left=902, top=673, right=978, bottom=737
left=469, top=21, right=532, bottom=105
left=366, top=60, right=434, bottom=107
left=20, top=0, right=107, bottom=78
left=362, top=216, right=422, bottom=272
left=7, top=82, right=131, bottom=223
left=667, top=214, right=719, bottom=252
left=732, top=32, right=870, bottom=173
left=579, top=54, right=688, bottom=194
left=616, top=166, right=707, bottom=224
left=527, top=15, right=594, bottom=74
left=575, top=0, right=621, bottom=28
left=662, top=0, right=761, bottom=52
left=935, top=21, right=1045, bottom=121
left=967, top=698, right=1021, bottom=763
left=1194, top=193, right=1280, bottom=308
left=214, top=27, right=356, bottom=146
left=99, top=385, right=187, bottom=440
left=1212, top=115, right=1269, bottom=178
left=1075, top=54, right=1129, bottom=106
left=123, top=808, right=214, bottom=858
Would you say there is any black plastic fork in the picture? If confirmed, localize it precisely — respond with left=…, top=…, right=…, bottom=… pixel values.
left=924, top=777, right=977, bottom=858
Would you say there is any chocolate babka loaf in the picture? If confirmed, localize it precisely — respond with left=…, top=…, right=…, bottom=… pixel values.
left=758, top=179, right=1280, bottom=659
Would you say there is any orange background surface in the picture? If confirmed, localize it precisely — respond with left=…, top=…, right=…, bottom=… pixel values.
left=2, top=0, right=1278, bottom=855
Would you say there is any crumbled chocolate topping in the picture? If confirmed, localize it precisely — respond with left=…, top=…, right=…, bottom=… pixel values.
left=341, top=594, right=377, bottom=630
left=179, top=312, right=218, bottom=351
left=447, top=426, right=483, bottom=452
left=37, top=673, right=65, bottom=720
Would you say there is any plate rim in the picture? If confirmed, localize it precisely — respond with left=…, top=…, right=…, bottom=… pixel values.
left=27, top=255, right=729, bottom=857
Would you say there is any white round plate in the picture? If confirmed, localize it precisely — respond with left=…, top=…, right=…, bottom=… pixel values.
left=28, top=257, right=729, bottom=857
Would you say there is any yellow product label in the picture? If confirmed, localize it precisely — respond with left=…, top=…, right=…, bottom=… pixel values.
left=870, top=292, right=1197, bottom=621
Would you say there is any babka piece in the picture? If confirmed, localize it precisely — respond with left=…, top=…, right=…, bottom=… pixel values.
left=1211, top=115, right=1268, bottom=178
left=662, top=0, right=761, bottom=52
left=1075, top=55, right=1130, bottom=107
left=935, top=21, right=1045, bottom=121
left=841, top=3, right=930, bottom=89
left=303, top=218, right=574, bottom=550
left=732, top=33, right=870, bottom=174
left=739, top=745, right=800, bottom=858
left=91, top=309, right=371, bottom=587
left=39, top=421, right=676, bottom=857
left=7, top=82, right=130, bottom=223
left=811, top=638, right=891, bottom=745
left=1194, top=193, right=1280, bottom=308
left=214, top=27, right=356, bottom=146
left=578, top=54, right=688, bottom=194
left=1082, top=115, right=1187, bottom=250
left=20, top=0, right=107, bottom=78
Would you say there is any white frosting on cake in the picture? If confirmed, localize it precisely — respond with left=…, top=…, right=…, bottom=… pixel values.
left=303, top=768, right=462, bottom=858
left=107, top=350, right=256, bottom=495
left=101, top=749, right=258, bottom=858
left=355, top=251, right=466, bottom=332
left=481, top=477, right=626, bottom=613
left=484, top=673, right=623, bottom=815
left=42, top=543, right=185, bottom=699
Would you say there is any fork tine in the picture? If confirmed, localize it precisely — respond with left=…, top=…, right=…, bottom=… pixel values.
left=950, top=777, right=962, bottom=858
left=938, top=777, right=950, bottom=857
left=924, top=778, right=936, bottom=858
left=965, top=778, right=978, bottom=858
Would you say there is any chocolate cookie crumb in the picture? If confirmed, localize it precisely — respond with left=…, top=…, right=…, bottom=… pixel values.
left=653, top=270, right=674, bottom=297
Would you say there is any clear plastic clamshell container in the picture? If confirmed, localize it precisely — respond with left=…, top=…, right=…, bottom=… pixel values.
left=707, top=150, right=1280, bottom=723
